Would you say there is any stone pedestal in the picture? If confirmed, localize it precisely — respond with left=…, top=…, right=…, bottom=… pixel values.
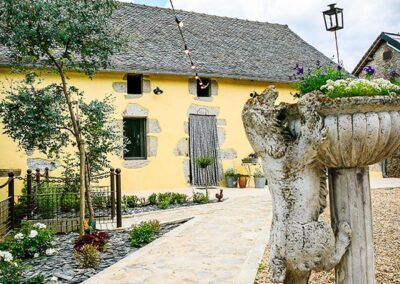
left=328, top=167, right=375, bottom=284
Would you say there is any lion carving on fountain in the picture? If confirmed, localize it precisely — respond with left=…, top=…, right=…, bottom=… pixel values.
left=242, top=86, right=351, bottom=283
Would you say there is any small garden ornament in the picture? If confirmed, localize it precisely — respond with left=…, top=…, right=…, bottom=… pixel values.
left=242, top=64, right=400, bottom=284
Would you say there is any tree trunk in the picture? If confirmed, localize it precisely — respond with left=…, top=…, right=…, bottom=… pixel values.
left=85, top=160, right=95, bottom=222
left=328, top=167, right=375, bottom=284
left=78, top=141, right=86, bottom=235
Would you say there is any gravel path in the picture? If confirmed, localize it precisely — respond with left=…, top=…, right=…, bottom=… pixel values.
left=255, top=188, right=400, bottom=284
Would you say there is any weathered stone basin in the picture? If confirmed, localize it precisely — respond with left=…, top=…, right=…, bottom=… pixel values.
left=312, top=96, right=400, bottom=168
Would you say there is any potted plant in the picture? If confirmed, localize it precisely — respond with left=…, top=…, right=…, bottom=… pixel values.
left=241, top=153, right=258, bottom=164
left=253, top=168, right=266, bottom=188
left=224, top=168, right=237, bottom=188
left=238, top=174, right=249, bottom=188
left=195, top=156, right=214, bottom=199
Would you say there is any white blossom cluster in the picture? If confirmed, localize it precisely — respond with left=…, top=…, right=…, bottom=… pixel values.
left=321, top=78, right=400, bottom=97
left=33, top=223, right=47, bottom=229
left=0, top=250, right=13, bottom=263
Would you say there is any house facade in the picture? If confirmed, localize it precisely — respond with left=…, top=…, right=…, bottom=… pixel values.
left=0, top=3, right=333, bottom=194
left=352, top=32, right=400, bottom=177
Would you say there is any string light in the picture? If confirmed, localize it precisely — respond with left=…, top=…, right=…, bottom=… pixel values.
left=169, top=0, right=209, bottom=89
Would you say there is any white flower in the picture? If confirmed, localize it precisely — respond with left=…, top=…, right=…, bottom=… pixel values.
left=34, top=253, right=39, bottom=258
left=29, top=230, right=38, bottom=238
left=0, top=250, right=13, bottom=263
left=327, top=86, right=334, bottom=91
left=33, top=223, right=47, bottom=229
left=45, top=248, right=57, bottom=256
left=14, top=233, right=24, bottom=240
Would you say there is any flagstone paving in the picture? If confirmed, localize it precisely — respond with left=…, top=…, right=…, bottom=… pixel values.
left=85, top=188, right=272, bottom=284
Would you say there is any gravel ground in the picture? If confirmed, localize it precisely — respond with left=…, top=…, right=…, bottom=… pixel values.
left=23, top=221, right=186, bottom=283
left=255, top=188, right=400, bottom=284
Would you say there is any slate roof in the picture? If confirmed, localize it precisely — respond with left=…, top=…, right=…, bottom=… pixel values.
left=0, top=2, right=333, bottom=83
left=352, top=32, right=400, bottom=76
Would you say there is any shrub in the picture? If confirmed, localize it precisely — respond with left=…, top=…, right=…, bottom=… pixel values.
left=0, top=250, right=21, bottom=284
left=172, top=193, right=188, bottom=204
left=0, top=221, right=55, bottom=259
left=192, top=192, right=209, bottom=204
left=157, top=193, right=172, bottom=209
left=74, top=244, right=101, bottom=268
left=195, top=156, right=214, bottom=168
left=292, top=63, right=347, bottom=96
left=129, top=220, right=160, bottom=247
left=148, top=193, right=157, bottom=205
left=224, top=168, right=236, bottom=177
left=74, top=231, right=110, bottom=252
left=122, top=195, right=138, bottom=208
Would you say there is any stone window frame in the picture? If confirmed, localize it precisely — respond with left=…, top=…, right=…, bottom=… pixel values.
left=188, top=78, right=219, bottom=101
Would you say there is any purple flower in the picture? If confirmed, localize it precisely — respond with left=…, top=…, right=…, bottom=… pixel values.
left=294, top=64, right=304, bottom=75
left=363, top=65, right=376, bottom=75
left=248, top=153, right=258, bottom=159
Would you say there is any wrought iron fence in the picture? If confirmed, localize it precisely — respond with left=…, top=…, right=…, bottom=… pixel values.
left=0, top=168, right=122, bottom=237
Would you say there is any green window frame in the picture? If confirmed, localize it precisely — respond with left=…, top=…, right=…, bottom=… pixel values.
left=123, top=118, right=147, bottom=160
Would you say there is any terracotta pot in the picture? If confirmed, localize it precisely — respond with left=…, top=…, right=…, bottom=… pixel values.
left=238, top=176, right=248, bottom=188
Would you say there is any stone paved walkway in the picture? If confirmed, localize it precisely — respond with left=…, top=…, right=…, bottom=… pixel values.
left=85, top=188, right=272, bottom=284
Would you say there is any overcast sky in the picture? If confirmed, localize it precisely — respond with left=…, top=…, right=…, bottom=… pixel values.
left=124, top=0, right=400, bottom=71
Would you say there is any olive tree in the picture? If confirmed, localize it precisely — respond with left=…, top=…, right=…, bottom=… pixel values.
left=0, top=0, right=125, bottom=234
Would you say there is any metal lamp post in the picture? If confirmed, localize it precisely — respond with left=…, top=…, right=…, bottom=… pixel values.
left=323, top=3, right=344, bottom=65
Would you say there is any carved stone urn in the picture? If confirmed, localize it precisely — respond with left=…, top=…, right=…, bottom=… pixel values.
left=242, top=86, right=400, bottom=284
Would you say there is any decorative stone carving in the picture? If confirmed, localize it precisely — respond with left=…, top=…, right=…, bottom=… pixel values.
left=147, top=119, right=161, bottom=133
left=124, top=104, right=149, bottom=117
left=242, top=87, right=351, bottom=283
left=27, top=158, right=59, bottom=171
left=220, top=148, right=237, bottom=160
left=243, top=86, right=400, bottom=284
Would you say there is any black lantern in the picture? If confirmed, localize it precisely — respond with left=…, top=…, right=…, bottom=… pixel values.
left=153, top=87, right=163, bottom=95
left=323, top=4, right=344, bottom=31
left=322, top=4, right=344, bottom=65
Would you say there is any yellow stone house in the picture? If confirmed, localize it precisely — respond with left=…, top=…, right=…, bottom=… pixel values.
left=0, top=3, right=333, bottom=194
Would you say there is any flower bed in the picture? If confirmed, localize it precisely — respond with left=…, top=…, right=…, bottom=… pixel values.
left=21, top=221, right=185, bottom=283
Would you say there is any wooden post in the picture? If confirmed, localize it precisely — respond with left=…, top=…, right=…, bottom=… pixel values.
left=110, top=168, right=115, bottom=220
left=8, top=171, right=15, bottom=229
left=328, top=167, right=375, bottom=284
left=115, top=168, right=122, bottom=228
left=35, top=168, right=41, bottom=184
left=27, top=169, right=33, bottom=218
left=44, top=167, right=49, bottom=181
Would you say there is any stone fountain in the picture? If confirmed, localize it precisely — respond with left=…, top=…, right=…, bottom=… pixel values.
left=242, top=86, right=400, bottom=284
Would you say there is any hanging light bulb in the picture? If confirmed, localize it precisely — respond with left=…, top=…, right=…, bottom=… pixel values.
left=175, top=17, right=184, bottom=28
left=191, top=65, right=196, bottom=70
left=195, top=73, right=200, bottom=80
left=184, top=44, right=190, bottom=54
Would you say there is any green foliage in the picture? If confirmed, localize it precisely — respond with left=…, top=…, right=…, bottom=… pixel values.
left=148, top=193, right=157, bottom=205
left=73, top=244, right=101, bottom=268
left=195, top=156, right=214, bottom=168
left=0, top=221, right=55, bottom=259
left=0, top=0, right=125, bottom=76
left=129, top=220, right=160, bottom=247
left=157, top=198, right=170, bottom=209
left=253, top=168, right=265, bottom=178
left=224, top=168, right=237, bottom=177
left=156, top=193, right=172, bottom=209
left=0, top=251, right=22, bottom=284
left=172, top=193, right=188, bottom=204
left=192, top=192, right=209, bottom=204
left=320, top=78, right=400, bottom=98
left=123, top=195, right=138, bottom=208
left=292, top=64, right=347, bottom=96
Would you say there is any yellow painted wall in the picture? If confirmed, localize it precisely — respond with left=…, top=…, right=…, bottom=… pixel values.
left=0, top=67, right=297, bottom=198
